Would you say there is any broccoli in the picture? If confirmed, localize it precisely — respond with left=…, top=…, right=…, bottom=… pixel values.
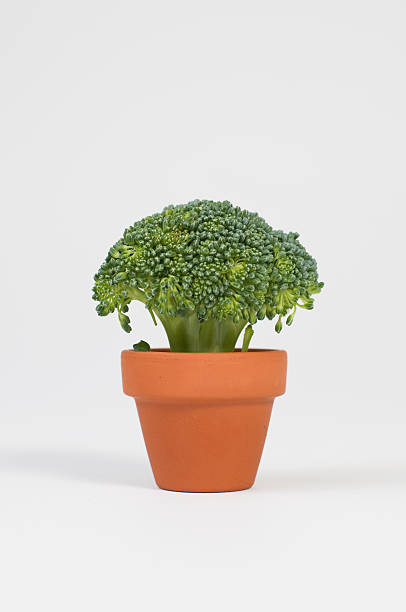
left=92, top=200, right=324, bottom=352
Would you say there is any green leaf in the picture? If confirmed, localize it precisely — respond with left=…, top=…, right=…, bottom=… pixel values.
left=133, top=340, right=151, bottom=352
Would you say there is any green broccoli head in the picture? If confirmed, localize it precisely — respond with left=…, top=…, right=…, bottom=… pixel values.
left=93, top=200, right=323, bottom=351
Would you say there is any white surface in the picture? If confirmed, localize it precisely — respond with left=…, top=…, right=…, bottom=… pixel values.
left=1, top=1, right=405, bottom=610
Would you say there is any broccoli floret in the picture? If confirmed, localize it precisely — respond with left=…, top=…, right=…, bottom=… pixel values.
left=92, top=200, right=324, bottom=352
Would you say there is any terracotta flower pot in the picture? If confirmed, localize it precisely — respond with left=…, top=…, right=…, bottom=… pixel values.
left=121, top=349, right=287, bottom=493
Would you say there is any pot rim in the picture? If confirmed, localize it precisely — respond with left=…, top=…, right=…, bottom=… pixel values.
left=122, top=348, right=287, bottom=399
left=123, top=348, right=285, bottom=356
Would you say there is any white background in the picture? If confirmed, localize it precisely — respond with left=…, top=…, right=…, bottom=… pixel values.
left=1, top=1, right=405, bottom=610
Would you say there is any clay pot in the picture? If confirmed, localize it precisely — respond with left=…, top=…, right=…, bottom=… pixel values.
left=121, top=349, right=287, bottom=493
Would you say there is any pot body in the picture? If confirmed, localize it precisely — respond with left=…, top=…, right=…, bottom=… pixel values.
left=122, top=349, right=287, bottom=493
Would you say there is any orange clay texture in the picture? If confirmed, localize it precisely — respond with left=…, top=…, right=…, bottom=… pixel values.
left=122, top=349, right=287, bottom=492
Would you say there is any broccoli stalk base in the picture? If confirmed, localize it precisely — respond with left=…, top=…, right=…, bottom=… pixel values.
left=156, top=312, right=247, bottom=352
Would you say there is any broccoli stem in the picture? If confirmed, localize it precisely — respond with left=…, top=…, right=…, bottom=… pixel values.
left=156, top=311, right=247, bottom=352
left=241, top=325, right=254, bottom=352
left=128, top=287, right=147, bottom=303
